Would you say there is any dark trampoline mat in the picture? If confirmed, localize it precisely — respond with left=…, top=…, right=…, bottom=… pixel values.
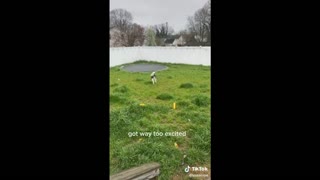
left=121, top=63, right=168, bottom=72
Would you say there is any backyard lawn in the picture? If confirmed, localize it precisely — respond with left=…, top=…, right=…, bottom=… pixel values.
left=109, top=60, right=211, bottom=179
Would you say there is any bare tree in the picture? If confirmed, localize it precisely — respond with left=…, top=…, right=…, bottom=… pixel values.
left=110, top=8, right=145, bottom=47
left=203, top=0, right=211, bottom=45
left=178, top=30, right=198, bottom=46
left=187, top=0, right=211, bottom=46
left=153, top=22, right=174, bottom=38
left=188, top=10, right=207, bottom=45
left=127, top=23, right=145, bottom=46
left=110, top=29, right=128, bottom=47
left=110, top=8, right=133, bottom=33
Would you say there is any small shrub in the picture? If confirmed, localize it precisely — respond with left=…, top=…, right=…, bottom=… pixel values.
left=110, top=94, right=126, bottom=104
left=110, top=83, right=119, bottom=87
left=191, top=94, right=210, bottom=107
left=135, top=78, right=143, bottom=81
left=156, top=93, right=174, bottom=100
left=180, top=83, right=193, bottom=89
left=114, top=85, right=129, bottom=93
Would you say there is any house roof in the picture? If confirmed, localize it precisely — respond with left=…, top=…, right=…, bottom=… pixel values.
left=164, top=38, right=175, bottom=44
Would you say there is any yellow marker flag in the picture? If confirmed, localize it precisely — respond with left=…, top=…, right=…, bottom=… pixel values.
left=173, top=102, right=176, bottom=109
left=174, top=142, right=179, bottom=149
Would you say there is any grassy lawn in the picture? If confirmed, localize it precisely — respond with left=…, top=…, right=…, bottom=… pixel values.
left=109, top=60, right=211, bottom=179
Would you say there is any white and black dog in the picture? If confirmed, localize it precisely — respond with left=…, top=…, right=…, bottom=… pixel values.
left=150, top=71, right=157, bottom=84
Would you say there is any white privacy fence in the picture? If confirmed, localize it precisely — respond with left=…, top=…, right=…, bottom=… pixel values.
left=109, top=46, right=211, bottom=67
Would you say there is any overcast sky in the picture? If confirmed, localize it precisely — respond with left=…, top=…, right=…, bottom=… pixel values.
left=110, top=0, right=208, bottom=33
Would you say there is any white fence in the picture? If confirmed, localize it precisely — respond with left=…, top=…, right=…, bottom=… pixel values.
left=109, top=46, right=211, bottom=67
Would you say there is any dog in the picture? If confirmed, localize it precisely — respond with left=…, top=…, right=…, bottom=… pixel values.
left=150, top=71, right=157, bottom=84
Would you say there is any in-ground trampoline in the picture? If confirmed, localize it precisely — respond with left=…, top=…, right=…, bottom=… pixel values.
left=121, top=63, right=168, bottom=72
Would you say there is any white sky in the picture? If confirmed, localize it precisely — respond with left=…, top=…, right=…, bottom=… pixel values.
left=110, top=0, right=208, bottom=33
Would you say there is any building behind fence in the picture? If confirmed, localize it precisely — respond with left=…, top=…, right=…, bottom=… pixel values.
left=110, top=46, right=211, bottom=67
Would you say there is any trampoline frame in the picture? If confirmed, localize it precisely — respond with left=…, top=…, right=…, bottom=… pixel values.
left=120, top=63, right=169, bottom=73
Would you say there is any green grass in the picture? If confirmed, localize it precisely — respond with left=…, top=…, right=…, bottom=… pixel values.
left=113, top=85, right=130, bottom=93
left=110, top=60, right=211, bottom=179
left=191, top=94, right=210, bottom=107
left=180, top=83, right=194, bottom=89
left=156, top=93, right=174, bottom=100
